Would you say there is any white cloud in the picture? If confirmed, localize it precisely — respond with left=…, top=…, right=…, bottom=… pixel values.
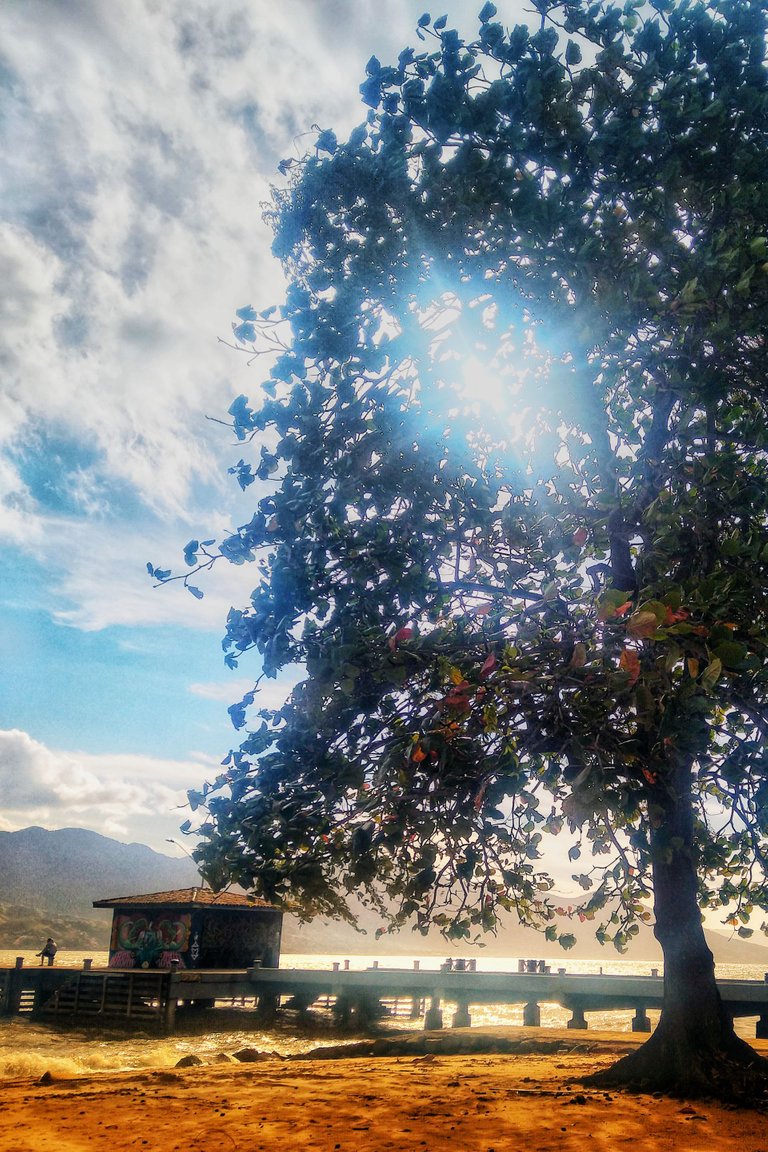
left=188, top=677, right=259, bottom=703
left=0, top=0, right=529, bottom=638
left=189, top=674, right=299, bottom=708
left=11, top=509, right=259, bottom=632
left=0, top=728, right=210, bottom=851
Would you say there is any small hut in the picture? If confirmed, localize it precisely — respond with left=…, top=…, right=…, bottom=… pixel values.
left=93, top=888, right=282, bottom=970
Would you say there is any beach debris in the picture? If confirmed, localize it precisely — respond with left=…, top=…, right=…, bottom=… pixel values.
left=175, top=1054, right=204, bottom=1068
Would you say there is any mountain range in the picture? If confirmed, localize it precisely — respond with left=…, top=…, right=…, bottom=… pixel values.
left=2, top=826, right=767, bottom=965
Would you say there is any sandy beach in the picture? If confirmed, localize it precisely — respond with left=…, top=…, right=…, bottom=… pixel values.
left=2, top=1028, right=767, bottom=1152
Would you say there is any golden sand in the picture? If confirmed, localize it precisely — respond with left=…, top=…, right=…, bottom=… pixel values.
left=2, top=1028, right=767, bottom=1152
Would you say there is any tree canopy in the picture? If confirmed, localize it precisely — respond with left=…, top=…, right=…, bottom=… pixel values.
left=156, top=0, right=768, bottom=1096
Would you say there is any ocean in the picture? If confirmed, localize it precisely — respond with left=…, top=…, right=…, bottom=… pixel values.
left=2, top=949, right=767, bottom=1079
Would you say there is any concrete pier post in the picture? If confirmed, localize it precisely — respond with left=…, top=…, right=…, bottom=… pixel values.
left=3, top=968, right=23, bottom=1016
left=452, top=1001, right=471, bottom=1028
left=163, top=990, right=177, bottom=1033
left=756, top=1014, right=768, bottom=1040
left=255, top=990, right=278, bottom=1024
left=523, top=1001, right=541, bottom=1027
left=567, top=1005, right=588, bottom=1030
left=333, top=995, right=352, bottom=1026
left=424, top=993, right=443, bottom=1030
left=632, top=1006, right=652, bottom=1032
left=353, top=994, right=382, bottom=1027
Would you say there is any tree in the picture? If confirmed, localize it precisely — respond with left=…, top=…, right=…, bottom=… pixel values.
left=162, top=0, right=768, bottom=1100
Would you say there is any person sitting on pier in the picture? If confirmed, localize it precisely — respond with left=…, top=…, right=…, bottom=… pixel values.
left=36, top=939, right=58, bottom=966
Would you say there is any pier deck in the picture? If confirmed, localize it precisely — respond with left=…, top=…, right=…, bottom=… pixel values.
left=2, top=961, right=767, bottom=1036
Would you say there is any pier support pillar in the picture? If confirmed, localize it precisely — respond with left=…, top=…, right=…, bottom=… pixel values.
left=255, top=991, right=278, bottom=1024
left=632, top=1006, right=652, bottom=1033
left=523, top=1001, right=541, bottom=1028
left=332, top=995, right=352, bottom=1026
left=452, top=1001, right=471, bottom=1029
left=163, top=995, right=177, bottom=1033
left=352, top=995, right=382, bottom=1027
left=409, top=996, right=423, bottom=1020
left=567, top=1005, right=587, bottom=1030
left=756, top=1014, right=768, bottom=1040
left=424, top=995, right=443, bottom=1030
left=2, top=969, right=23, bottom=1017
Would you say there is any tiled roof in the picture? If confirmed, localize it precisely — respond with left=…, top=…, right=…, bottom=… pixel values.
left=92, top=887, right=276, bottom=910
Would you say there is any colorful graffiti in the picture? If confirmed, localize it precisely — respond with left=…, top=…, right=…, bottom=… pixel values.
left=109, top=913, right=191, bottom=969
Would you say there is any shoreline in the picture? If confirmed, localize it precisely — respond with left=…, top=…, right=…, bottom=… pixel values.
left=2, top=1029, right=768, bottom=1152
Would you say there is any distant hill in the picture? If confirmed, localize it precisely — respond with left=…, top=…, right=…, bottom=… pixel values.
left=0, top=901, right=107, bottom=950
left=0, top=826, right=200, bottom=914
left=1, top=826, right=767, bottom=966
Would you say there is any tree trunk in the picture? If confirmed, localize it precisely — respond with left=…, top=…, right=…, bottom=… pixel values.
left=586, top=761, right=768, bottom=1103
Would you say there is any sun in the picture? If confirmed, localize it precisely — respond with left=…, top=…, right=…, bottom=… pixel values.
left=457, top=356, right=532, bottom=443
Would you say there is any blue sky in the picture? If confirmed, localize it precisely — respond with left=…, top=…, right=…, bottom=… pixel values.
left=0, top=0, right=532, bottom=852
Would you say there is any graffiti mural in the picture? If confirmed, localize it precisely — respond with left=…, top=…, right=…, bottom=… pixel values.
left=109, top=913, right=191, bottom=968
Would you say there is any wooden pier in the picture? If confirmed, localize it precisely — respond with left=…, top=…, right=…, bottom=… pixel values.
left=2, top=960, right=767, bottom=1037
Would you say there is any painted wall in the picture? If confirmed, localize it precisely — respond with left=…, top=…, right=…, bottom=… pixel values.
left=107, top=907, right=282, bottom=969
left=109, top=912, right=191, bottom=968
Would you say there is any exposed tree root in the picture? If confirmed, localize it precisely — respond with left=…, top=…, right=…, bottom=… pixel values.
left=583, top=1029, right=768, bottom=1108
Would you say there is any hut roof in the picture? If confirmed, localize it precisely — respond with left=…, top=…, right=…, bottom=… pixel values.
left=92, top=887, right=276, bottom=910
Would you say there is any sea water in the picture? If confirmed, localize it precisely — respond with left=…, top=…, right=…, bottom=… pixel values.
left=1, top=949, right=766, bottom=1078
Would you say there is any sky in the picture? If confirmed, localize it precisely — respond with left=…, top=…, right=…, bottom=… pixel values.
left=0, top=1, right=538, bottom=854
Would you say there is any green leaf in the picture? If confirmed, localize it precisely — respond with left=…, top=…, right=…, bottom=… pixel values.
left=597, top=589, right=633, bottom=621
left=565, top=40, right=582, bottom=66
left=700, top=99, right=724, bottom=119
left=712, top=641, right=747, bottom=669
left=701, top=658, right=723, bottom=692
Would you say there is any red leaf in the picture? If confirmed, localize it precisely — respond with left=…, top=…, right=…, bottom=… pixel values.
left=572, top=526, right=588, bottom=547
left=444, top=686, right=472, bottom=712
left=479, top=653, right=497, bottom=678
left=388, top=625, right=413, bottom=651
left=619, top=648, right=641, bottom=686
